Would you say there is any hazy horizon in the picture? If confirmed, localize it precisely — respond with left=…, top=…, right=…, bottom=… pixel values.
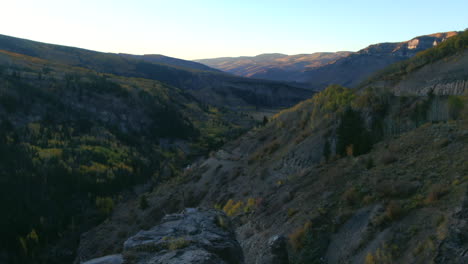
left=2, top=0, right=467, bottom=60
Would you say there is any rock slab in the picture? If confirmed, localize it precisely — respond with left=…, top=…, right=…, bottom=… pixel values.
left=82, top=208, right=244, bottom=264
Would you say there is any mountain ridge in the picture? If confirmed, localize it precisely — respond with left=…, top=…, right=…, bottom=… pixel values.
left=0, top=34, right=313, bottom=109
left=196, top=32, right=459, bottom=89
left=196, top=51, right=351, bottom=81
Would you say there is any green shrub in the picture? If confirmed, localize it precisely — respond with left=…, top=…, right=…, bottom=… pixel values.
left=139, top=194, right=149, bottom=210
left=96, top=196, right=114, bottom=216
left=448, top=95, right=464, bottom=120
left=336, top=108, right=372, bottom=157
left=342, top=187, right=361, bottom=206
left=323, top=139, right=331, bottom=161
left=365, top=157, right=375, bottom=169
left=425, top=184, right=449, bottom=204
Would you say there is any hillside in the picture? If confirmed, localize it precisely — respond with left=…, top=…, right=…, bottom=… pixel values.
left=119, top=54, right=220, bottom=72
left=299, top=31, right=459, bottom=89
left=197, top=32, right=459, bottom=90
left=75, top=36, right=467, bottom=264
left=361, top=30, right=468, bottom=96
left=76, top=87, right=468, bottom=264
left=196, top=52, right=351, bottom=81
left=0, top=47, right=252, bottom=263
left=0, top=34, right=313, bottom=109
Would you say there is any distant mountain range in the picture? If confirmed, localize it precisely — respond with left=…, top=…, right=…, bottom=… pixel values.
left=196, top=32, right=459, bottom=89
left=196, top=52, right=351, bottom=81
left=0, top=34, right=313, bottom=109
left=119, top=53, right=221, bottom=72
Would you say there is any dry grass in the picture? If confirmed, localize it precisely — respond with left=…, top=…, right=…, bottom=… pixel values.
left=342, top=187, right=361, bottom=206
left=425, top=184, right=449, bottom=204
left=385, top=201, right=403, bottom=221
left=167, top=237, right=191, bottom=250
left=374, top=201, right=404, bottom=227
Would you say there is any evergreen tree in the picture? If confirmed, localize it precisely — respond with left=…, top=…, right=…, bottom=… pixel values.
left=262, top=116, right=269, bottom=126
left=323, top=139, right=331, bottom=161
left=336, top=108, right=372, bottom=156
left=139, top=194, right=149, bottom=210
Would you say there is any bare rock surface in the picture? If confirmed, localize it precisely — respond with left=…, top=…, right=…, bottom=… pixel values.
left=81, top=208, right=244, bottom=264
left=82, top=254, right=123, bottom=264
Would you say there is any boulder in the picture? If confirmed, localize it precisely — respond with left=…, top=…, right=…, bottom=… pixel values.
left=266, top=235, right=289, bottom=264
left=82, top=254, right=123, bottom=264
left=83, top=208, right=244, bottom=264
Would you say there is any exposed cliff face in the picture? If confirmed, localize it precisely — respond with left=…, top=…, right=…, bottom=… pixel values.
left=196, top=32, right=459, bottom=90
left=372, top=50, right=468, bottom=96
left=300, top=32, right=460, bottom=89
left=359, top=32, right=457, bottom=56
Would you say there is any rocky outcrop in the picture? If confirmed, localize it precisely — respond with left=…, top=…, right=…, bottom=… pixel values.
left=264, top=235, right=289, bottom=264
left=394, top=79, right=468, bottom=96
left=371, top=49, right=468, bottom=97
left=81, top=209, right=244, bottom=264
left=360, top=32, right=457, bottom=57
left=435, top=187, right=468, bottom=264
left=299, top=32, right=459, bottom=90
left=430, top=80, right=468, bottom=95
left=82, top=255, right=123, bottom=264
left=196, top=32, right=459, bottom=90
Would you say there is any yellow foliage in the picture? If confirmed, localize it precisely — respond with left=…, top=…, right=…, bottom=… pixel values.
left=365, top=252, right=376, bottom=264
left=346, top=144, right=354, bottom=157
left=19, top=237, right=27, bottom=254
left=366, top=246, right=394, bottom=264
left=223, top=198, right=258, bottom=216
left=223, top=199, right=244, bottom=216
left=95, top=196, right=114, bottom=215
left=289, top=221, right=312, bottom=250
left=27, top=229, right=39, bottom=243
left=38, top=148, right=63, bottom=159
left=244, top=198, right=256, bottom=213
left=27, top=123, right=41, bottom=135
left=80, top=162, right=108, bottom=174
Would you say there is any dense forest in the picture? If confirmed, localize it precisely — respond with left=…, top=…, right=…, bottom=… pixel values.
left=0, top=50, right=246, bottom=263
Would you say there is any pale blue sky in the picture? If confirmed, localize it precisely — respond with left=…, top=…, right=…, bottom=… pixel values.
left=1, top=0, right=466, bottom=60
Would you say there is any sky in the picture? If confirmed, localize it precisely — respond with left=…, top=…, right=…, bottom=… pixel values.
left=1, top=0, right=466, bottom=60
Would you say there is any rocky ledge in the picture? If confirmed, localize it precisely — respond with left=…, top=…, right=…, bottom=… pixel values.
left=82, top=208, right=244, bottom=264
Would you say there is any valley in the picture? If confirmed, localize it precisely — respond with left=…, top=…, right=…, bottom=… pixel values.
left=0, top=17, right=466, bottom=264
left=76, top=30, right=468, bottom=264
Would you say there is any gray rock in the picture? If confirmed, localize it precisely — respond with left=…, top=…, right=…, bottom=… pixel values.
left=82, top=254, right=123, bottom=264
left=122, top=208, right=243, bottom=264
left=267, top=235, right=289, bottom=264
